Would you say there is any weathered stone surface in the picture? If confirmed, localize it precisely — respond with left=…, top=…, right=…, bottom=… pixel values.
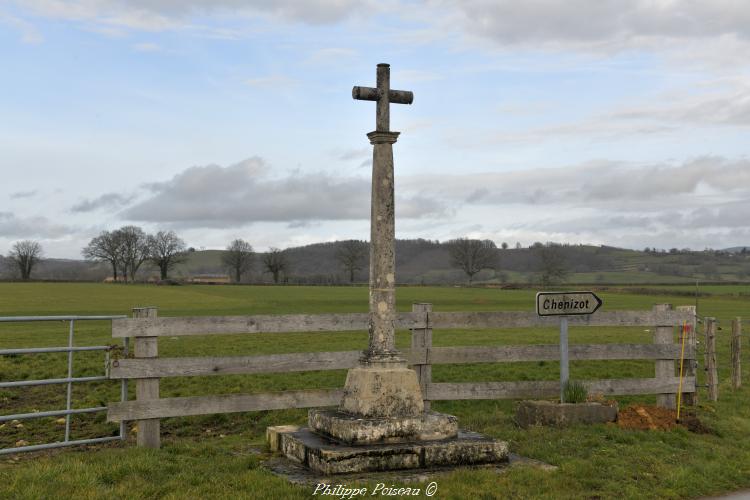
left=339, top=364, right=424, bottom=418
left=276, top=427, right=509, bottom=475
left=281, top=430, right=307, bottom=463
left=263, top=453, right=555, bottom=487
left=266, top=425, right=300, bottom=452
left=515, top=400, right=618, bottom=428
left=364, top=131, right=399, bottom=363
left=309, top=409, right=457, bottom=445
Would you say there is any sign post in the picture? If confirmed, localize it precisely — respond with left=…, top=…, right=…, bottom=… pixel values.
left=536, top=291, right=603, bottom=402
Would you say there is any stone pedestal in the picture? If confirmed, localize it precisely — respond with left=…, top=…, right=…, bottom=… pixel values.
left=271, top=427, right=509, bottom=475
left=339, top=363, right=424, bottom=418
left=309, top=409, right=458, bottom=445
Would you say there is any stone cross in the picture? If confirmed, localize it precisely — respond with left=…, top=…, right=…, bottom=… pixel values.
left=352, top=63, right=414, bottom=132
left=352, top=64, right=413, bottom=365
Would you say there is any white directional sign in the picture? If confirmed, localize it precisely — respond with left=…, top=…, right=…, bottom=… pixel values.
left=536, top=291, right=603, bottom=317
left=535, top=291, right=603, bottom=402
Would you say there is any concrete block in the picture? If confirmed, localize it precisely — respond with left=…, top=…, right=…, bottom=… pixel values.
left=266, top=425, right=300, bottom=452
left=515, top=400, right=618, bottom=428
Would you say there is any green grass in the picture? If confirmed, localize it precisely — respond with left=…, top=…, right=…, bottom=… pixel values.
left=1, top=283, right=749, bottom=499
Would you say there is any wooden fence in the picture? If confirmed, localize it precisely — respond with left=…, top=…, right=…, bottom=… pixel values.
left=107, top=304, right=695, bottom=448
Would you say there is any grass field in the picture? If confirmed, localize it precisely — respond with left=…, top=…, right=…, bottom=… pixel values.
left=1, top=282, right=749, bottom=499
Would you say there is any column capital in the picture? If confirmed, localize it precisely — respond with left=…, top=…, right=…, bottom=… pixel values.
left=367, top=131, right=400, bottom=145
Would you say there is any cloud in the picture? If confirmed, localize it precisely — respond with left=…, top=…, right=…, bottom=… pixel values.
left=16, top=0, right=750, bottom=66
left=122, top=157, right=445, bottom=227
left=10, top=190, right=38, bottom=199
left=465, top=77, right=750, bottom=147
left=482, top=121, right=678, bottom=145
left=335, top=148, right=370, bottom=161
left=0, top=212, right=72, bottom=238
left=405, top=156, right=750, bottom=208
left=18, top=0, right=378, bottom=31
left=437, top=1, right=750, bottom=49
left=0, top=12, right=44, bottom=44
left=398, top=155, right=750, bottom=250
left=71, top=193, right=136, bottom=213
left=604, top=82, right=750, bottom=127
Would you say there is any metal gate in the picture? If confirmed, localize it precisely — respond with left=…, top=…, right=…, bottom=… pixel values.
left=0, top=315, right=127, bottom=454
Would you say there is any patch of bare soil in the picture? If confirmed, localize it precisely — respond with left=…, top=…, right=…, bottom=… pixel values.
left=616, top=405, right=713, bottom=434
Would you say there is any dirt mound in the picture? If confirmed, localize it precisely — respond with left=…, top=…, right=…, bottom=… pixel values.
left=618, top=405, right=678, bottom=430
left=678, top=414, right=715, bottom=434
left=617, top=405, right=712, bottom=433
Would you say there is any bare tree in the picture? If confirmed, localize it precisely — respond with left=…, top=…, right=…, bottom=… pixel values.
left=117, top=226, right=150, bottom=282
left=335, top=240, right=367, bottom=283
left=448, top=238, right=497, bottom=284
left=537, top=243, right=568, bottom=287
left=263, top=247, right=288, bottom=284
left=82, top=230, right=123, bottom=281
left=0, top=255, right=13, bottom=279
left=9, top=240, right=42, bottom=280
left=148, top=230, right=187, bottom=280
left=221, top=239, right=254, bottom=283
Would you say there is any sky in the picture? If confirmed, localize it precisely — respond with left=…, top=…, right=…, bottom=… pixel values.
left=1, top=0, right=749, bottom=259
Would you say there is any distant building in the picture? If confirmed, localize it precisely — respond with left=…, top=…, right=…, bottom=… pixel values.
left=103, top=276, right=126, bottom=283
left=188, top=274, right=231, bottom=285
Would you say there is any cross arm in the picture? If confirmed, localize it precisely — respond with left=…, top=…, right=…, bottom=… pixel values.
left=352, top=86, right=414, bottom=105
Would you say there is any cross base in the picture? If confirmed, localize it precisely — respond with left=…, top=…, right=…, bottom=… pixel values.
left=270, top=427, right=509, bottom=475
left=309, top=409, right=458, bottom=445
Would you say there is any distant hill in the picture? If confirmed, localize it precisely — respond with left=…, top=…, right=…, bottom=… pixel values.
left=3, top=240, right=749, bottom=285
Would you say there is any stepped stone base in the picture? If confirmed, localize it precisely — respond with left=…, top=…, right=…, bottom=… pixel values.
left=309, top=409, right=458, bottom=445
left=270, top=427, right=509, bottom=475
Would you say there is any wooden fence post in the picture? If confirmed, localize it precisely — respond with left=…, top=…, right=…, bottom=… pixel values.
left=676, top=305, right=698, bottom=405
left=133, top=306, right=160, bottom=449
left=705, top=317, right=718, bottom=402
left=653, top=304, right=676, bottom=409
left=411, top=303, right=433, bottom=411
left=731, top=317, right=742, bottom=390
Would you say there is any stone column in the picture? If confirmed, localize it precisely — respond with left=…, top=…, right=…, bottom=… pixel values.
left=364, top=130, right=400, bottom=364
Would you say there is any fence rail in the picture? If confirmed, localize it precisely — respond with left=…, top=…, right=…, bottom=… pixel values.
left=107, top=375, right=697, bottom=423
left=107, top=304, right=697, bottom=449
left=109, top=344, right=694, bottom=380
left=111, top=310, right=692, bottom=338
left=427, top=377, right=692, bottom=401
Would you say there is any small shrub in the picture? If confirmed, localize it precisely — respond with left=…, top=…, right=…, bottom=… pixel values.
left=563, top=380, right=588, bottom=403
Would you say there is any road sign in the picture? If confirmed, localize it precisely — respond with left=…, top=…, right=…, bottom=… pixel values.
left=534, top=291, right=603, bottom=402
left=536, top=291, right=603, bottom=317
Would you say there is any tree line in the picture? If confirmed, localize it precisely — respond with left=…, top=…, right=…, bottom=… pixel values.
left=4, top=231, right=573, bottom=286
